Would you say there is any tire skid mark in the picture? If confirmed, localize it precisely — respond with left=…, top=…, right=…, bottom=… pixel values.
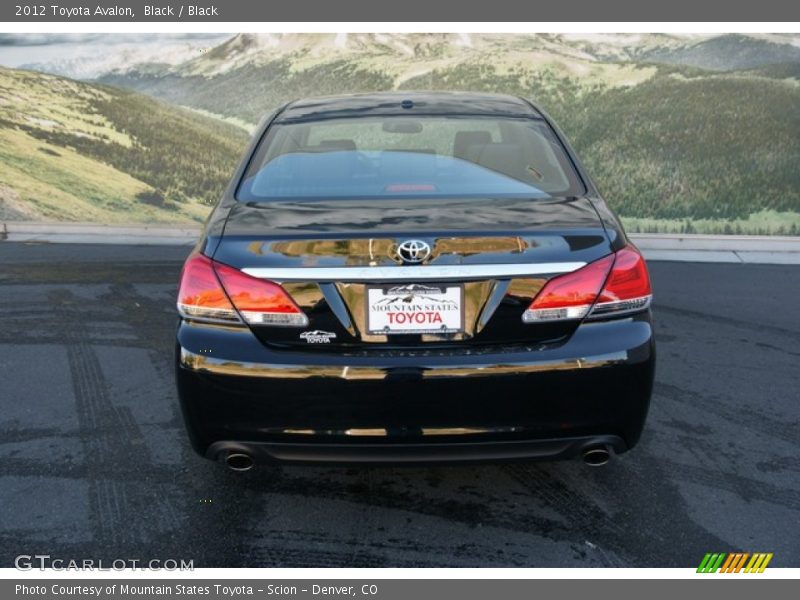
left=246, top=524, right=536, bottom=567
left=245, top=518, right=572, bottom=567
left=0, top=457, right=181, bottom=480
left=49, top=288, right=168, bottom=549
left=97, top=280, right=259, bottom=566
left=250, top=543, right=495, bottom=568
left=756, top=455, right=800, bottom=474
left=247, top=546, right=394, bottom=568
left=347, top=469, right=388, bottom=567
left=230, top=467, right=574, bottom=562
left=500, top=464, right=624, bottom=567
left=503, top=449, right=739, bottom=568
left=0, top=298, right=145, bottom=349
left=658, top=458, right=800, bottom=511
left=753, top=340, right=800, bottom=358
left=0, top=335, right=160, bottom=349
left=99, top=282, right=179, bottom=393
left=614, top=452, right=733, bottom=567
left=174, top=465, right=281, bottom=567
left=654, top=304, right=800, bottom=340
left=655, top=382, right=800, bottom=448
left=0, top=426, right=80, bottom=444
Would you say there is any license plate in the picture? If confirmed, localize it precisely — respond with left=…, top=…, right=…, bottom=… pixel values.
left=366, top=283, right=464, bottom=335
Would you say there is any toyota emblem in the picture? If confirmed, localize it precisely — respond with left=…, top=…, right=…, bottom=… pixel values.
left=395, top=240, right=431, bottom=264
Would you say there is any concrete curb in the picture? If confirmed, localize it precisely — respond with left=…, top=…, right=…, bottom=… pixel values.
left=1, top=222, right=198, bottom=247
left=3, top=222, right=800, bottom=265
left=628, top=233, right=800, bottom=264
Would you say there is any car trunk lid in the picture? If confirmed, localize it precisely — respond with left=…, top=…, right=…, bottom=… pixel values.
left=213, top=197, right=612, bottom=350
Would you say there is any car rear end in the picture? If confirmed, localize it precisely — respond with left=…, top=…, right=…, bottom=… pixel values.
left=174, top=93, right=655, bottom=468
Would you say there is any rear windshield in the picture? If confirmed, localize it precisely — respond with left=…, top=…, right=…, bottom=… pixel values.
left=237, top=115, right=584, bottom=201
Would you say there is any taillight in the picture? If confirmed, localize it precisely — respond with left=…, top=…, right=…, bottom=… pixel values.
left=177, top=253, right=308, bottom=327
left=213, top=261, right=308, bottom=326
left=522, top=245, right=651, bottom=323
left=590, top=246, right=652, bottom=318
left=522, top=254, right=614, bottom=322
left=177, top=253, right=241, bottom=323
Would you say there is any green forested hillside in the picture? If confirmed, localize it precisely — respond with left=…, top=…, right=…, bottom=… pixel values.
left=6, top=33, right=800, bottom=233
left=0, top=67, right=248, bottom=223
left=397, top=65, right=800, bottom=219
left=397, top=67, right=800, bottom=231
left=96, top=34, right=800, bottom=233
left=565, top=74, right=800, bottom=221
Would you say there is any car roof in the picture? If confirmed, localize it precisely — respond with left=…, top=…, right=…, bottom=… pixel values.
left=274, top=91, right=543, bottom=123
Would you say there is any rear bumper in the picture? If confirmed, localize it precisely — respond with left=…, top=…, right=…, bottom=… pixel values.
left=205, top=435, right=626, bottom=465
left=175, top=314, right=655, bottom=464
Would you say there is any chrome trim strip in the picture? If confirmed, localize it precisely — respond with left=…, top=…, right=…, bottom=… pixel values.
left=586, top=295, right=652, bottom=320
left=179, top=348, right=627, bottom=380
left=264, top=426, right=526, bottom=437
left=318, top=282, right=355, bottom=334
left=177, top=303, right=243, bottom=325
left=476, top=279, right=510, bottom=332
left=242, top=262, right=586, bottom=282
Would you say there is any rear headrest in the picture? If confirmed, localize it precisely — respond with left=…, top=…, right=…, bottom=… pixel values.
left=453, top=131, right=492, bottom=161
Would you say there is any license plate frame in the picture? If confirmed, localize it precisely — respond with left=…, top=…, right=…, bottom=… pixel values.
left=365, top=283, right=465, bottom=335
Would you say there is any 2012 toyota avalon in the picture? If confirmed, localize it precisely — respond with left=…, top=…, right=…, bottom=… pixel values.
left=175, top=92, right=655, bottom=470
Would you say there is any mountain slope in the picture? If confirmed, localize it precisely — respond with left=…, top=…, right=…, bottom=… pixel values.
left=100, top=33, right=657, bottom=124
left=638, top=34, right=800, bottom=72
left=94, top=34, right=800, bottom=232
left=394, top=66, right=800, bottom=225
left=566, top=74, right=800, bottom=220
left=0, top=66, right=249, bottom=222
left=6, top=34, right=800, bottom=233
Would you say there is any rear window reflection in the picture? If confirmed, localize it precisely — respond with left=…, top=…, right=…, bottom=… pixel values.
left=238, top=116, right=583, bottom=201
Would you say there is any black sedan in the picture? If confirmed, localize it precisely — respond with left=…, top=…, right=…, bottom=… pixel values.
left=175, top=91, right=655, bottom=470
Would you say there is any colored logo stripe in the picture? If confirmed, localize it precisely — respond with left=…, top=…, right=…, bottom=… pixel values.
left=721, top=553, right=749, bottom=573
left=745, top=553, right=773, bottom=573
left=697, top=553, right=726, bottom=573
left=697, top=552, right=773, bottom=573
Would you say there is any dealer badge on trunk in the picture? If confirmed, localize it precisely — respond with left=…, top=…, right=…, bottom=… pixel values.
left=299, top=330, right=337, bottom=344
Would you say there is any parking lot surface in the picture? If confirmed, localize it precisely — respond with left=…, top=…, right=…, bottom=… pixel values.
left=0, top=242, right=798, bottom=567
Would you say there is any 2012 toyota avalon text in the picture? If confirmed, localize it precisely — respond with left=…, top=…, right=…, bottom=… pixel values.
left=174, top=91, right=655, bottom=470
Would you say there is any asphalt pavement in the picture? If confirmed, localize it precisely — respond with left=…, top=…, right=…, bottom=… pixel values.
left=0, top=241, right=798, bottom=568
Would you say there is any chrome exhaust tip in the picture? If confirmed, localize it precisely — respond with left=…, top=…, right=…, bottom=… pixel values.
left=225, top=452, right=255, bottom=472
left=582, top=447, right=610, bottom=467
